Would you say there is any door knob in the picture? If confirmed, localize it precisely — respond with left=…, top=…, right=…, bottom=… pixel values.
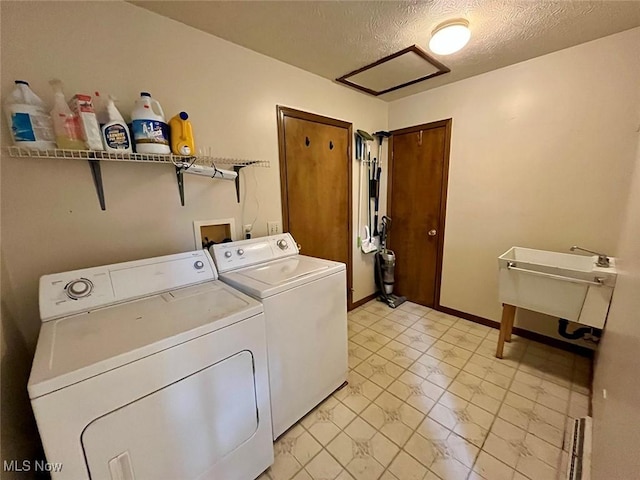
left=428, top=229, right=437, bottom=236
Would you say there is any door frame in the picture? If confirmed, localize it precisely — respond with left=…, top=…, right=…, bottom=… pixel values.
left=276, top=106, right=354, bottom=309
left=387, top=118, right=452, bottom=308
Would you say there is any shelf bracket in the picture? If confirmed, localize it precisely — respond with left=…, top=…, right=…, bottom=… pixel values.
left=88, top=160, right=106, bottom=211
left=175, top=166, right=185, bottom=206
left=233, top=165, right=246, bottom=203
left=233, top=162, right=260, bottom=203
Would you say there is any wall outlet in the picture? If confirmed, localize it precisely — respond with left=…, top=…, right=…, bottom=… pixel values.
left=267, top=221, right=282, bottom=235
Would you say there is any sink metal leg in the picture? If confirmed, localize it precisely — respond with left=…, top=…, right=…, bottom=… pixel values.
left=496, top=304, right=516, bottom=359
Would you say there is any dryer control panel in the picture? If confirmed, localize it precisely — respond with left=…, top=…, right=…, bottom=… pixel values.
left=212, top=233, right=299, bottom=273
left=39, top=250, right=217, bottom=321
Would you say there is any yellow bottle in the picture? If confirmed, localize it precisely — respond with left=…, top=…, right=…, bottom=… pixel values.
left=49, top=79, right=85, bottom=150
left=169, top=111, right=195, bottom=156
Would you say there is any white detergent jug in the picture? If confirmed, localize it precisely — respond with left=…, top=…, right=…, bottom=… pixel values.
left=3, top=80, right=56, bottom=150
left=131, top=92, right=170, bottom=154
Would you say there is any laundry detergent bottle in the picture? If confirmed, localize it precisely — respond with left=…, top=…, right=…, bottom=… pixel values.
left=3, top=80, right=56, bottom=150
left=100, top=95, right=132, bottom=153
left=169, top=112, right=195, bottom=156
left=131, top=92, right=170, bottom=154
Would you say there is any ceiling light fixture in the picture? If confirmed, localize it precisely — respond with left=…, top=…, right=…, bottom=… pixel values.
left=429, top=19, right=471, bottom=55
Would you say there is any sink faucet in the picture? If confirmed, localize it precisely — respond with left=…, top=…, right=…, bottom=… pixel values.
left=570, top=245, right=610, bottom=268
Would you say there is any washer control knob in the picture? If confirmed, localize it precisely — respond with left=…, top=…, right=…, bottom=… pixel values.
left=277, top=239, right=289, bottom=250
left=237, top=249, right=244, bottom=256
left=194, top=260, right=204, bottom=270
left=66, top=278, right=93, bottom=299
left=224, top=251, right=233, bottom=258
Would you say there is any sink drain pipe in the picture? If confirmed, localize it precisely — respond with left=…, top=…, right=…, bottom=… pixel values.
left=558, top=319, right=595, bottom=340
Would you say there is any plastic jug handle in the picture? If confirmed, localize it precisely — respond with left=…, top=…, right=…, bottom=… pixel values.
left=175, top=115, right=186, bottom=141
left=151, top=99, right=165, bottom=119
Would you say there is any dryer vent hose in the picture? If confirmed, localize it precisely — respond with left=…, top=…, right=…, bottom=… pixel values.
left=558, top=319, right=592, bottom=340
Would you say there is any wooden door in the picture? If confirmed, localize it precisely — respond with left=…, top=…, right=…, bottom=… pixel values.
left=387, top=120, right=451, bottom=307
left=277, top=107, right=353, bottom=307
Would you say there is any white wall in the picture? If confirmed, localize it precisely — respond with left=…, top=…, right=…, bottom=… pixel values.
left=0, top=0, right=386, bottom=467
left=591, top=132, right=640, bottom=480
left=388, top=28, right=640, bottom=342
left=1, top=0, right=388, bottom=345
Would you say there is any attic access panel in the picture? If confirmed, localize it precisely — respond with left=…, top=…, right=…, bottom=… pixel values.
left=336, top=45, right=450, bottom=96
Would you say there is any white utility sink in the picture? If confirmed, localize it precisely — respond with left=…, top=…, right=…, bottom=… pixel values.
left=498, top=247, right=617, bottom=329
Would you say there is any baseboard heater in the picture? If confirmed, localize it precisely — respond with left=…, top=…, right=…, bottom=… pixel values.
left=567, top=416, right=592, bottom=480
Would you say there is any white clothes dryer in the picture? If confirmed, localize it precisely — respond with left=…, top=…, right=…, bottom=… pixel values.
left=211, top=234, right=348, bottom=439
left=28, top=250, right=273, bottom=480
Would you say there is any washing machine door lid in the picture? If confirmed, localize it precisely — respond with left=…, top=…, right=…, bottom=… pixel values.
left=225, top=255, right=345, bottom=298
left=28, top=281, right=262, bottom=399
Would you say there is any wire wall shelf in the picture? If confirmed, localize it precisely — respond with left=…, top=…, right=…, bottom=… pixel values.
left=4, top=146, right=270, bottom=168
left=4, top=146, right=270, bottom=210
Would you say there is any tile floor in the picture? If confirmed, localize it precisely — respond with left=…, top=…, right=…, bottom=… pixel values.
left=258, top=300, right=591, bottom=480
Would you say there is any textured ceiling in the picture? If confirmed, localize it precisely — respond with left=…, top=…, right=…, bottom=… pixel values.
left=131, top=1, right=640, bottom=101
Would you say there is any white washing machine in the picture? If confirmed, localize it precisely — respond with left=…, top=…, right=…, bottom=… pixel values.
left=211, top=233, right=348, bottom=439
left=28, top=250, right=273, bottom=480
